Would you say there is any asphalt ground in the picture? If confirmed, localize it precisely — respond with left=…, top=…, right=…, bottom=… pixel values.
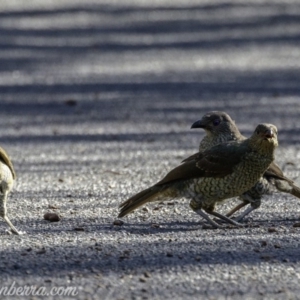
left=1, top=1, right=300, bottom=299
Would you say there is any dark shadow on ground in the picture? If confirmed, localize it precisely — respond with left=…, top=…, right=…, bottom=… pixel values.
left=0, top=2, right=299, bottom=146
left=1, top=221, right=300, bottom=278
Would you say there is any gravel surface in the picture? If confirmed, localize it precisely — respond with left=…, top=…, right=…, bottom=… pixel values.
left=1, top=1, right=300, bottom=299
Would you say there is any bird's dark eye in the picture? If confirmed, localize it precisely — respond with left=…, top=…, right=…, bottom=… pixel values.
left=213, top=119, right=221, bottom=126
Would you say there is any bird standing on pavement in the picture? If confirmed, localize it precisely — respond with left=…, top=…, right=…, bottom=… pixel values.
left=191, top=111, right=300, bottom=221
left=0, top=146, right=20, bottom=234
left=119, top=123, right=278, bottom=228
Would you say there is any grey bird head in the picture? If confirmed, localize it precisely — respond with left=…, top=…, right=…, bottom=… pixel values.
left=191, top=111, right=241, bottom=138
left=251, top=123, right=278, bottom=150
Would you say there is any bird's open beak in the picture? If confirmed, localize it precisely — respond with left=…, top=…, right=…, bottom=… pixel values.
left=264, top=129, right=274, bottom=139
left=191, top=119, right=207, bottom=129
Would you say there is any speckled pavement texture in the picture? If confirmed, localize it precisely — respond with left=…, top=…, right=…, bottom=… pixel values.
left=1, top=1, right=300, bottom=299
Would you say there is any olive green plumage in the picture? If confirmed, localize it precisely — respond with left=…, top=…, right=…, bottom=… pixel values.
left=0, top=146, right=20, bottom=234
left=119, top=124, right=278, bottom=228
left=191, top=111, right=300, bottom=221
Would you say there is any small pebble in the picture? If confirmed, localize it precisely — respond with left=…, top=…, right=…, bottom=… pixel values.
left=260, top=255, right=272, bottom=261
left=202, top=224, right=215, bottom=230
left=74, top=227, right=85, bottom=231
left=64, top=99, right=77, bottom=106
left=151, top=223, right=160, bottom=228
left=44, top=212, right=60, bottom=222
left=260, top=241, right=267, bottom=247
left=48, top=205, right=58, bottom=209
left=36, top=248, right=46, bottom=255
left=113, top=220, right=124, bottom=226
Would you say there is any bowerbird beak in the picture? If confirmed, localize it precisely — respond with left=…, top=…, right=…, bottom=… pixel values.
left=264, top=129, right=274, bottom=139
left=191, top=119, right=207, bottom=129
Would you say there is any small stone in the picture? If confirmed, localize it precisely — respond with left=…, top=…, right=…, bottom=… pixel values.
left=113, top=220, right=124, bottom=226
left=118, top=250, right=130, bottom=260
left=44, top=212, right=60, bottom=222
left=36, top=248, right=46, bottom=255
left=151, top=223, right=160, bottom=228
left=144, top=272, right=151, bottom=278
left=260, top=254, right=272, bottom=261
left=48, top=204, right=58, bottom=209
left=139, top=277, right=147, bottom=283
left=274, top=244, right=281, bottom=249
left=166, top=252, right=173, bottom=257
left=260, top=241, right=267, bottom=247
left=74, top=227, right=85, bottom=231
left=268, top=227, right=277, bottom=233
left=202, top=224, right=215, bottom=230
left=13, top=264, right=21, bottom=269
left=119, top=251, right=130, bottom=260
left=195, top=256, right=201, bottom=261
left=174, top=207, right=180, bottom=214
left=64, top=99, right=77, bottom=106
left=293, top=222, right=300, bottom=228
